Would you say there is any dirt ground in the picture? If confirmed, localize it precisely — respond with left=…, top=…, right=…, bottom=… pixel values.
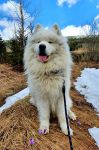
left=0, top=62, right=99, bottom=150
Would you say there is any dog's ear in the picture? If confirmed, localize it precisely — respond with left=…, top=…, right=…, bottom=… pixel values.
left=34, top=24, right=43, bottom=33
left=52, top=24, right=61, bottom=35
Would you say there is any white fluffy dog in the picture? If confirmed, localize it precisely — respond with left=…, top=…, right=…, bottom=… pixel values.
left=24, top=24, right=76, bottom=135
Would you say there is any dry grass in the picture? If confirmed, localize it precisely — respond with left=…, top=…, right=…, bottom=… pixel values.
left=0, top=62, right=99, bottom=150
left=72, top=49, right=99, bottom=62
left=0, top=64, right=26, bottom=106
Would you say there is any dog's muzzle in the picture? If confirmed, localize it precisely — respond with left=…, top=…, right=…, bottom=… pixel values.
left=39, top=44, right=46, bottom=55
left=38, top=44, right=48, bottom=63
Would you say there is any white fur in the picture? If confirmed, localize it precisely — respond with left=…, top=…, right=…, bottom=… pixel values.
left=24, top=24, right=76, bottom=135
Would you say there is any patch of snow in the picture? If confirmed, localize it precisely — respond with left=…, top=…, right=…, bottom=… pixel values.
left=88, top=127, right=99, bottom=148
left=75, top=68, right=99, bottom=147
left=74, top=68, right=99, bottom=112
left=0, top=87, right=29, bottom=113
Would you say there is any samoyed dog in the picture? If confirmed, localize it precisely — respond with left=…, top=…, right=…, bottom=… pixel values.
left=24, top=24, right=76, bottom=135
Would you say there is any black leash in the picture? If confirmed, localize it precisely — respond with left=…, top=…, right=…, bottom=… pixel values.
left=62, top=80, right=74, bottom=150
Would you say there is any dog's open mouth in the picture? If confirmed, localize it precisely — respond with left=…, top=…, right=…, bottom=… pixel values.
left=38, top=55, right=49, bottom=63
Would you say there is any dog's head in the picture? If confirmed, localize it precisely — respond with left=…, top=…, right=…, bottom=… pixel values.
left=27, top=24, right=67, bottom=63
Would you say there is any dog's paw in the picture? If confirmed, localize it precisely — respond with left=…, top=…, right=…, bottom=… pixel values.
left=69, top=110, right=76, bottom=121
left=38, top=126, right=49, bottom=134
left=61, top=127, right=73, bottom=136
left=60, top=121, right=73, bottom=136
left=29, top=97, right=35, bottom=106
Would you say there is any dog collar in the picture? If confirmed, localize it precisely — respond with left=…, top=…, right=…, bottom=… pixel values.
left=45, top=69, right=65, bottom=77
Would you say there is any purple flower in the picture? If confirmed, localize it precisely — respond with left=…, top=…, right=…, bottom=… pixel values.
left=77, top=120, right=81, bottom=125
left=30, top=138, right=35, bottom=145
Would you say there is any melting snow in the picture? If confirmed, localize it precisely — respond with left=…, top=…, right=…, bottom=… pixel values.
left=88, top=127, right=99, bottom=148
left=74, top=68, right=99, bottom=112
left=75, top=68, right=99, bottom=148
left=0, top=87, right=29, bottom=113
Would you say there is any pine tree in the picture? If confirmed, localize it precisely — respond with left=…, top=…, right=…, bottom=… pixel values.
left=0, top=35, right=6, bottom=62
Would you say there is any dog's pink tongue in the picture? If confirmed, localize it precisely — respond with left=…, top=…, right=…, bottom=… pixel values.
left=38, top=55, right=48, bottom=62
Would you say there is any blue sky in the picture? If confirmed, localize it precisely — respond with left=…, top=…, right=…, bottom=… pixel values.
left=35, top=0, right=99, bottom=27
left=0, top=0, right=99, bottom=39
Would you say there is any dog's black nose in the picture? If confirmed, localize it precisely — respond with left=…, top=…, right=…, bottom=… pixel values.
left=39, top=44, right=46, bottom=50
left=39, top=44, right=46, bottom=55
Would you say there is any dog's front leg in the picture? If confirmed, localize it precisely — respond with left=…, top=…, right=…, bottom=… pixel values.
left=57, top=98, right=73, bottom=135
left=65, top=77, right=76, bottom=121
left=37, top=99, right=50, bottom=134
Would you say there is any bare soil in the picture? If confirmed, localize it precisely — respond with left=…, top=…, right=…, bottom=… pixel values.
left=0, top=62, right=99, bottom=150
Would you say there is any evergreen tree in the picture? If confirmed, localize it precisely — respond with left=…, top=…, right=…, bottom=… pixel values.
left=10, top=38, right=23, bottom=66
left=0, top=35, right=6, bottom=62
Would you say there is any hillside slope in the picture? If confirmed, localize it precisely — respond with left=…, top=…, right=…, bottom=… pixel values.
left=0, top=62, right=99, bottom=150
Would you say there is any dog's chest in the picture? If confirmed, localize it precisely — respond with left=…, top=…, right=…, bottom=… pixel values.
left=40, top=75, right=63, bottom=95
left=49, top=96, right=58, bottom=114
left=39, top=76, right=63, bottom=113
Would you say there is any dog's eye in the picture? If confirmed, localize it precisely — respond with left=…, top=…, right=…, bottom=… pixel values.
left=48, top=41, right=53, bottom=44
left=37, top=41, right=40, bottom=43
left=32, top=40, right=36, bottom=43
